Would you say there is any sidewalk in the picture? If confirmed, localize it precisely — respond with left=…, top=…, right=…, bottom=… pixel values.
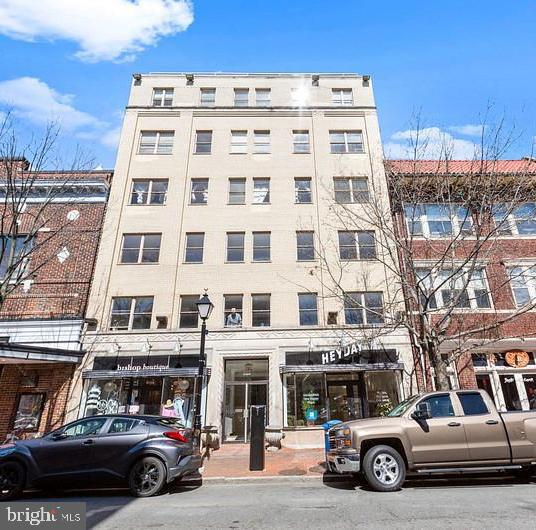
left=202, top=444, right=327, bottom=479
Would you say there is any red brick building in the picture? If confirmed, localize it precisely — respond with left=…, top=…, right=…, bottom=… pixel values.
left=0, top=159, right=111, bottom=440
left=387, top=159, right=536, bottom=412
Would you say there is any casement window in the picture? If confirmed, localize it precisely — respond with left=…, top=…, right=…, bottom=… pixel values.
left=224, top=294, right=243, bottom=326
left=252, top=294, right=270, bottom=327
left=493, top=203, right=536, bottom=236
left=253, top=232, right=270, bottom=262
left=296, top=231, right=315, bottom=261
left=344, top=292, right=384, bottom=325
left=227, top=232, right=245, bottom=262
left=338, top=231, right=376, bottom=260
left=294, top=178, right=312, bottom=203
left=120, top=234, right=161, bottom=264
left=185, top=233, right=204, bottom=263
left=152, top=88, right=174, bottom=107
left=230, top=131, right=248, bottom=154
left=130, top=179, right=168, bottom=205
left=332, top=88, right=353, bottom=106
left=200, top=88, right=216, bottom=107
left=253, top=178, right=270, bottom=203
left=190, top=179, right=209, bottom=205
left=234, top=88, right=249, bottom=107
left=253, top=131, right=270, bottom=154
left=195, top=131, right=212, bottom=154
left=404, top=204, right=473, bottom=237
left=0, top=235, right=33, bottom=279
left=138, top=131, right=174, bottom=154
left=255, top=89, right=271, bottom=106
left=507, top=265, right=536, bottom=307
left=293, top=130, right=310, bottom=153
left=298, top=293, right=318, bottom=326
left=329, top=131, right=364, bottom=154
left=179, top=295, right=199, bottom=328
left=110, top=297, right=153, bottom=330
left=229, top=178, right=246, bottom=204
left=333, top=177, right=369, bottom=203
left=416, top=267, right=491, bottom=310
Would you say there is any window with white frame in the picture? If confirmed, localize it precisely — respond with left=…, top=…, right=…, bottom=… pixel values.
left=296, top=231, right=315, bottom=261
left=230, top=131, right=248, bottom=154
left=338, top=231, right=376, bottom=260
left=332, top=88, right=353, bottom=106
left=330, top=131, right=364, bottom=153
left=185, top=233, right=204, bottom=263
left=130, top=179, right=168, bottom=205
left=253, top=232, right=270, bottom=262
left=200, top=88, right=216, bottom=106
left=138, top=131, right=174, bottom=154
left=195, top=131, right=212, bottom=154
left=344, top=292, right=384, bottom=325
left=298, top=293, right=318, bottom=325
left=253, top=130, right=270, bottom=154
left=179, top=296, right=199, bottom=328
left=0, top=235, right=33, bottom=280
left=507, top=265, right=536, bottom=307
left=120, top=234, right=161, bottom=264
left=252, top=294, right=270, bottom=327
left=333, top=177, right=369, bottom=203
left=293, top=130, right=310, bottom=153
left=493, top=203, right=536, bottom=236
left=294, top=178, right=312, bottom=203
left=234, top=88, right=249, bottom=107
left=404, top=204, right=473, bottom=237
left=229, top=178, right=246, bottom=204
left=110, top=297, right=153, bottom=330
left=253, top=178, right=270, bottom=203
left=190, top=179, right=208, bottom=205
left=255, top=89, right=271, bottom=106
left=152, top=88, right=173, bottom=107
left=416, top=267, right=491, bottom=310
left=227, top=232, right=245, bottom=262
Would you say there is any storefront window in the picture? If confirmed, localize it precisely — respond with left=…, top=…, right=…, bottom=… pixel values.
left=292, top=373, right=328, bottom=426
left=364, top=372, right=400, bottom=416
left=499, top=374, right=522, bottom=411
left=13, top=393, right=45, bottom=431
left=523, top=374, right=536, bottom=409
left=161, top=377, right=195, bottom=426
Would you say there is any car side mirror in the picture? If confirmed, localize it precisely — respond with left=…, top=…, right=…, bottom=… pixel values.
left=412, top=402, right=432, bottom=421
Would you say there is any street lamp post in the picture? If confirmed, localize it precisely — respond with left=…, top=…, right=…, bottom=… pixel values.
left=193, top=291, right=214, bottom=442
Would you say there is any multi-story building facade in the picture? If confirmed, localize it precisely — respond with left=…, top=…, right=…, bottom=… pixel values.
left=388, top=159, right=536, bottom=413
left=68, top=73, right=414, bottom=447
left=0, top=160, right=111, bottom=440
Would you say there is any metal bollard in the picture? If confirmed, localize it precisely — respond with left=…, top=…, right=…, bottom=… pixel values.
left=249, top=405, right=266, bottom=471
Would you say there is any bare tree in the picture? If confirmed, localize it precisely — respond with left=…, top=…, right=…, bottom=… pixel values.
left=0, top=110, right=93, bottom=310
left=316, top=112, right=536, bottom=391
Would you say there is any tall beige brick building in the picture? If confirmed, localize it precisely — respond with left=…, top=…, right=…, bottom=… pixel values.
left=67, top=73, right=413, bottom=447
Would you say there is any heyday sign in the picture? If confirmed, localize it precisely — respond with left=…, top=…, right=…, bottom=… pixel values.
left=321, top=343, right=360, bottom=365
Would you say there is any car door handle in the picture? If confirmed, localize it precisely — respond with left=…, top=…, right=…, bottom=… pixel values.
left=82, top=439, right=94, bottom=445
left=448, top=422, right=461, bottom=427
left=485, top=419, right=499, bottom=425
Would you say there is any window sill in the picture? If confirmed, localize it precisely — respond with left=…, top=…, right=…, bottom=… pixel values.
left=193, top=152, right=212, bottom=155
left=297, top=259, right=317, bottom=263
left=251, top=202, right=271, bottom=205
left=295, top=202, right=313, bottom=205
left=127, top=204, right=167, bottom=207
left=183, top=261, right=203, bottom=264
left=227, top=203, right=246, bottom=206
left=117, top=262, right=160, bottom=266
left=293, top=151, right=311, bottom=155
left=189, top=203, right=208, bottom=206
left=225, top=261, right=245, bottom=264
left=136, top=153, right=173, bottom=156
left=252, top=260, right=272, bottom=264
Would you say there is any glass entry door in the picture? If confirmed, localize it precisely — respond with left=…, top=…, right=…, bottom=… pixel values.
left=327, top=375, right=363, bottom=422
left=223, top=359, right=269, bottom=442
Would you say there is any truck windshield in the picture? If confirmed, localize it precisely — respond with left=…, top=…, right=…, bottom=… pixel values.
left=387, top=395, right=419, bottom=417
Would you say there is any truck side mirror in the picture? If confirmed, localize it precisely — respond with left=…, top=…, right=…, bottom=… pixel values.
left=412, top=402, right=432, bottom=421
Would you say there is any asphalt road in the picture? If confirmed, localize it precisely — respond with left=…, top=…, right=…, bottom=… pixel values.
left=19, top=474, right=536, bottom=530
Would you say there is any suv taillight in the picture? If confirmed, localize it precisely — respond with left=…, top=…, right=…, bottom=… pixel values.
left=163, top=431, right=189, bottom=443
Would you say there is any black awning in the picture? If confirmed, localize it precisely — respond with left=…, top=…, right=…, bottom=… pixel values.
left=0, top=342, right=85, bottom=364
left=280, top=362, right=404, bottom=374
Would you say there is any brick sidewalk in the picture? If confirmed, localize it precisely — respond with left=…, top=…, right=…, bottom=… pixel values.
left=202, top=444, right=327, bottom=478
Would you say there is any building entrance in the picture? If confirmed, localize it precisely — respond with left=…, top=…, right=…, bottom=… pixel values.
left=223, top=359, right=269, bottom=442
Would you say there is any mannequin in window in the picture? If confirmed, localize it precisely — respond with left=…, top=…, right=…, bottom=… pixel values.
left=226, top=308, right=242, bottom=327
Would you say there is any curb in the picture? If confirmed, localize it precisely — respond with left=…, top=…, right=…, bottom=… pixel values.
left=190, top=474, right=352, bottom=485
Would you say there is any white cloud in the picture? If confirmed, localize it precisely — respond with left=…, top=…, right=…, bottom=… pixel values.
left=0, top=77, right=120, bottom=152
left=448, top=124, right=485, bottom=137
left=0, top=0, right=194, bottom=62
left=384, top=127, right=480, bottom=160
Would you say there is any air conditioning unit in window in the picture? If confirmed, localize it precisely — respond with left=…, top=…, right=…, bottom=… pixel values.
left=85, top=318, right=98, bottom=332
left=327, top=312, right=338, bottom=325
left=156, top=316, right=168, bottom=329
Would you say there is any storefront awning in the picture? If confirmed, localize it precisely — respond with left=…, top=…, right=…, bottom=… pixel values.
left=0, top=342, right=84, bottom=364
left=280, top=363, right=404, bottom=374
left=82, top=367, right=211, bottom=379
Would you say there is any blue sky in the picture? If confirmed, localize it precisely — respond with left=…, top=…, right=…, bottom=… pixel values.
left=0, top=0, right=535, bottom=168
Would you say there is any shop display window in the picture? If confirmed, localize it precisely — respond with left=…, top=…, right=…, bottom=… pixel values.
left=13, top=393, right=45, bottom=431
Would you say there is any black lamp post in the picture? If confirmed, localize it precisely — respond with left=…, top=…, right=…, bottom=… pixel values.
left=193, top=291, right=214, bottom=441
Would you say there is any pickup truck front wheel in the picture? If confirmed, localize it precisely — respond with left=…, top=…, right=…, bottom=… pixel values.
left=362, top=445, right=406, bottom=492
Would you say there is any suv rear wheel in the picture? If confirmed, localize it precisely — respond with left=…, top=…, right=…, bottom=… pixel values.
left=129, top=457, right=166, bottom=497
left=362, top=445, right=406, bottom=492
left=0, top=461, right=25, bottom=501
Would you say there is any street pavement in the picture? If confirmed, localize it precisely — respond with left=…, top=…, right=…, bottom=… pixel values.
left=19, top=474, right=536, bottom=530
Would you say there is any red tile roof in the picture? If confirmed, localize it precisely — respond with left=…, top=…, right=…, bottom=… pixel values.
left=386, top=159, right=536, bottom=175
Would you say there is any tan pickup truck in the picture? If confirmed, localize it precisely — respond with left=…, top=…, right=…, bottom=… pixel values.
left=327, top=389, right=536, bottom=492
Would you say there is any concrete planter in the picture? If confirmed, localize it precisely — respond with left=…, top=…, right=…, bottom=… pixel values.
left=201, top=425, right=220, bottom=451
left=265, top=425, right=285, bottom=451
